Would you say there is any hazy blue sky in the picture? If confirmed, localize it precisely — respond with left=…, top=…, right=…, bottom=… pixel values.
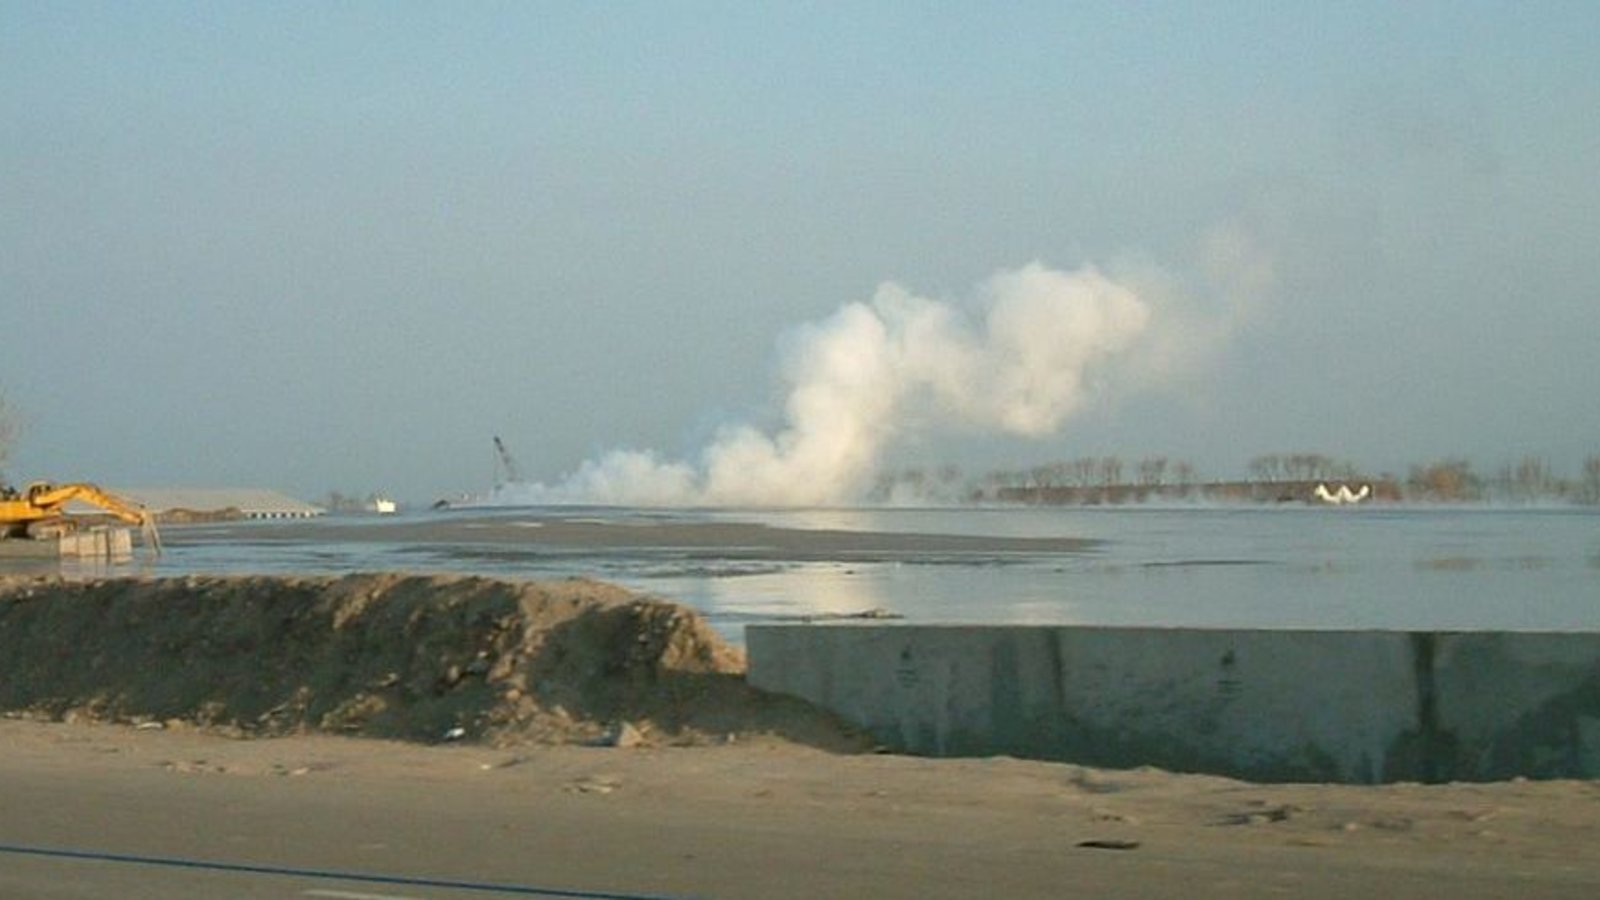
left=4, top=2, right=1597, bottom=503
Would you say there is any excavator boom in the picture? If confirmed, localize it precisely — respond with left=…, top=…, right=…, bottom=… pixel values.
left=0, top=481, right=161, bottom=554
left=22, top=482, right=146, bottom=524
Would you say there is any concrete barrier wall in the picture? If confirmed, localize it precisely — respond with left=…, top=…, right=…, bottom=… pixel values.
left=746, top=625, right=1600, bottom=783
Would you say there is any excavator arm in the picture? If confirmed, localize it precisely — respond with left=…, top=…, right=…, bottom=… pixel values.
left=0, top=481, right=161, bottom=554
left=21, top=482, right=149, bottom=524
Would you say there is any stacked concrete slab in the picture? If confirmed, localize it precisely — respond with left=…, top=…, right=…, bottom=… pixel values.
left=57, top=527, right=134, bottom=561
left=0, top=527, right=133, bottom=561
left=747, top=625, right=1600, bottom=783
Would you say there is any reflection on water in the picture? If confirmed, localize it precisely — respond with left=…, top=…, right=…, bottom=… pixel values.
left=673, top=565, right=891, bottom=621
left=585, top=506, right=1597, bottom=642
left=0, top=557, right=162, bottom=580
left=8, top=506, right=1595, bottom=644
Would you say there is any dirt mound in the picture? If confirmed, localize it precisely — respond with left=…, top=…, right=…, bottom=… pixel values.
left=0, top=573, right=863, bottom=750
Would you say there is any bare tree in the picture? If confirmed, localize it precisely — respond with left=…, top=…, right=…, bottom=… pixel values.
left=1407, top=459, right=1482, bottom=502
left=1512, top=456, right=1552, bottom=502
left=978, top=469, right=1022, bottom=496
left=1071, top=457, right=1098, bottom=488
left=1137, top=456, right=1168, bottom=487
left=0, top=388, right=17, bottom=486
left=1249, top=455, right=1282, bottom=483
left=1284, top=453, right=1337, bottom=481
left=1582, top=456, right=1600, bottom=505
left=1284, top=454, right=1309, bottom=481
left=1172, top=461, right=1196, bottom=492
left=1092, top=456, right=1119, bottom=488
left=1047, top=460, right=1073, bottom=487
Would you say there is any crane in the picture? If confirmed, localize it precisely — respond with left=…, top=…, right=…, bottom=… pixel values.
left=492, top=435, right=524, bottom=488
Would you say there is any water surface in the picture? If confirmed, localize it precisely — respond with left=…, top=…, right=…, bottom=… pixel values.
left=121, top=505, right=1600, bottom=643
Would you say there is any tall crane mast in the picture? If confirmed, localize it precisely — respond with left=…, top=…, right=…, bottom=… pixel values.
left=492, top=435, right=523, bottom=488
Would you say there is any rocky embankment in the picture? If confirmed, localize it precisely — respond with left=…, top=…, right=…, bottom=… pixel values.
left=0, top=573, right=862, bottom=749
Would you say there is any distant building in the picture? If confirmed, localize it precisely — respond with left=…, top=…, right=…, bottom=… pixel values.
left=113, top=488, right=323, bottom=520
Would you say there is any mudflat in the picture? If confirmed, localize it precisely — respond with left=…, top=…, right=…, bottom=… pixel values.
left=183, top=513, right=1098, bottom=561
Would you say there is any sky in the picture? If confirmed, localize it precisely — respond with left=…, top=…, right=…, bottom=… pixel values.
left=3, top=2, right=1597, bottom=504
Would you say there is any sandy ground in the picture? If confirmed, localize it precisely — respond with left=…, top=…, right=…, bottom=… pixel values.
left=3, top=718, right=1599, bottom=898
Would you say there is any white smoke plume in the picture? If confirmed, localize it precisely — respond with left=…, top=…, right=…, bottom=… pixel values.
left=506, top=262, right=1155, bottom=507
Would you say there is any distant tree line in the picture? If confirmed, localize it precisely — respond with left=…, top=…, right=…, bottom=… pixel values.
left=1406, top=456, right=1600, bottom=504
left=873, top=452, right=1600, bottom=506
left=1246, top=453, right=1360, bottom=484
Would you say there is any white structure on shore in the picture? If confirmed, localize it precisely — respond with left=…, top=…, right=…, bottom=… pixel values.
left=1312, top=483, right=1372, bottom=505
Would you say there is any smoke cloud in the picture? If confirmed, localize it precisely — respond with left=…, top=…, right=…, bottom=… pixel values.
left=504, top=262, right=1157, bottom=507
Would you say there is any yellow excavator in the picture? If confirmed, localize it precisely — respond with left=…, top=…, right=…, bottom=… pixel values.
left=0, top=481, right=162, bottom=555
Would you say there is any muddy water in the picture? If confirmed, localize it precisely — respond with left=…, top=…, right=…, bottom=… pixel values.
left=51, top=505, right=1600, bottom=643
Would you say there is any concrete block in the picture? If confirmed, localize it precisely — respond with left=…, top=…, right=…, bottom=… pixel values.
left=1429, top=632, right=1600, bottom=780
left=49, top=527, right=134, bottom=561
left=748, top=624, right=1600, bottom=783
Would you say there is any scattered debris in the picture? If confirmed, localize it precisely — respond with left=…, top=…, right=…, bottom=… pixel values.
left=567, top=774, right=623, bottom=795
left=1218, top=802, right=1305, bottom=826
left=1076, top=839, right=1140, bottom=850
left=592, top=721, right=646, bottom=749
left=785, top=607, right=904, bottom=622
